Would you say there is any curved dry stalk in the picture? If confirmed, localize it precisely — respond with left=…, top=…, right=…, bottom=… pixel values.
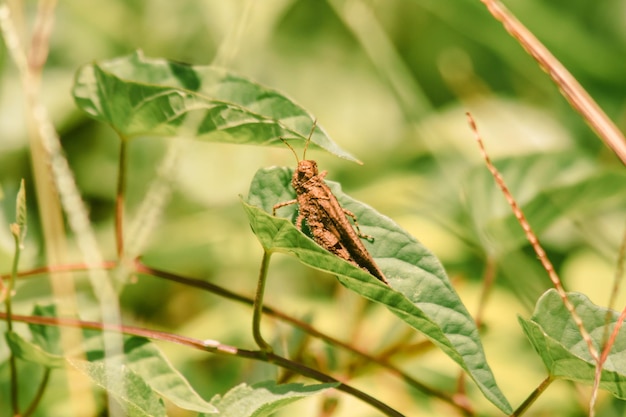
left=0, top=3, right=105, bottom=415
left=479, top=0, right=626, bottom=166
left=590, top=221, right=626, bottom=413
left=467, top=113, right=599, bottom=365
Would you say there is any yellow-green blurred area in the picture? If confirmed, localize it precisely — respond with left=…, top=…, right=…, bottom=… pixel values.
left=1, top=0, right=626, bottom=416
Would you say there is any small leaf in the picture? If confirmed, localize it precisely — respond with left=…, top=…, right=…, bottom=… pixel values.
left=10, top=179, right=27, bottom=244
left=15, top=179, right=26, bottom=228
left=68, top=358, right=167, bottom=417
left=122, top=337, right=217, bottom=414
left=72, top=51, right=358, bottom=162
left=243, top=166, right=512, bottom=413
left=27, top=305, right=216, bottom=414
left=5, top=331, right=66, bottom=368
left=78, top=336, right=217, bottom=414
left=519, top=289, right=626, bottom=399
left=28, top=304, right=63, bottom=355
left=208, top=381, right=338, bottom=417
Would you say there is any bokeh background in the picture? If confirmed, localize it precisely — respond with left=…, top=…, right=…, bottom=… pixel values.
left=1, top=0, right=626, bottom=416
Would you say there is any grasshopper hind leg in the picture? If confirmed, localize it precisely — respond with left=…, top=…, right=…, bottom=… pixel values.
left=342, top=208, right=375, bottom=242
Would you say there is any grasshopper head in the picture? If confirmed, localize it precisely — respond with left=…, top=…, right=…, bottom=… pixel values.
left=291, top=159, right=318, bottom=192
left=295, top=159, right=318, bottom=181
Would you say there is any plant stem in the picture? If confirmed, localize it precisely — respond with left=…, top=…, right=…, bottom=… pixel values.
left=469, top=113, right=598, bottom=362
left=0, top=312, right=405, bottom=417
left=268, top=352, right=404, bottom=417
left=115, top=139, right=128, bottom=259
left=511, top=375, right=553, bottom=416
left=22, top=368, right=51, bottom=417
left=8, top=229, right=22, bottom=415
left=6, top=233, right=20, bottom=331
left=7, top=261, right=463, bottom=411
left=252, top=250, right=273, bottom=353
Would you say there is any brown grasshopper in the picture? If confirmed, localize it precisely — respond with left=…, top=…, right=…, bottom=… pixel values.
left=272, top=124, right=389, bottom=285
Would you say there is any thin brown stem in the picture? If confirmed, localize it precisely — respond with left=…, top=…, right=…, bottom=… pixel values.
left=605, top=220, right=626, bottom=337
left=0, top=312, right=405, bottom=417
left=134, top=261, right=463, bottom=408
left=268, top=353, right=404, bottom=417
left=468, top=113, right=599, bottom=363
left=591, top=220, right=626, bottom=414
left=0, top=261, right=117, bottom=281
left=6, top=259, right=465, bottom=412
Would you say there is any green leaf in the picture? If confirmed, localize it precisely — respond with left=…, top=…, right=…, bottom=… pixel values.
left=72, top=50, right=358, bottom=162
left=15, top=179, right=27, bottom=230
left=208, top=381, right=338, bottom=417
left=122, top=337, right=217, bottom=414
left=519, top=289, right=626, bottom=399
left=83, top=337, right=216, bottom=414
left=26, top=305, right=216, bottom=414
left=5, top=331, right=66, bottom=368
left=10, top=179, right=27, bottom=243
left=465, top=152, right=626, bottom=253
left=68, top=358, right=167, bottom=417
left=80, top=336, right=217, bottom=414
left=28, top=304, right=63, bottom=355
left=243, top=166, right=512, bottom=413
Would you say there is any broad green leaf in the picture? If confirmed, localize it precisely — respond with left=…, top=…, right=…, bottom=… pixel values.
left=464, top=152, right=626, bottom=253
left=121, top=337, right=217, bottom=414
left=243, top=166, right=512, bottom=413
left=5, top=324, right=160, bottom=414
left=69, top=358, right=166, bottom=417
left=5, top=331, right=66, bottom=368
left=519, top=289, right=626, bottom=398
left=28, top=304, right=63, bottom=355
left=208, top=381, right=338, bottom=417
left=27, top=305, right=216, bottom=414
left=72, top=50, right=358, bottom=162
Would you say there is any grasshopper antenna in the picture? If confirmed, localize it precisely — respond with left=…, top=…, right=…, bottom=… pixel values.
left=279, top=137, right=300, bottom=163
left=279, top=119, right=317, bottom=162
left=302, top=119, right=317, bottom=160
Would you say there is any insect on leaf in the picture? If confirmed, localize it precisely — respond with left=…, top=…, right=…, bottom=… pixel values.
left=243, top=166, right=513, bottom=413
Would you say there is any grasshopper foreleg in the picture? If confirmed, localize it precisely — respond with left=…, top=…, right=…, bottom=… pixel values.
left=273, top=199, right=306, bottom=231
left=273, top=199, right=297, bottom=216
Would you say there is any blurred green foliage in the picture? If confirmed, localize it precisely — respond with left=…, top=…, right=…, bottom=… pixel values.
left=1, top=0, right=626, bottom=416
